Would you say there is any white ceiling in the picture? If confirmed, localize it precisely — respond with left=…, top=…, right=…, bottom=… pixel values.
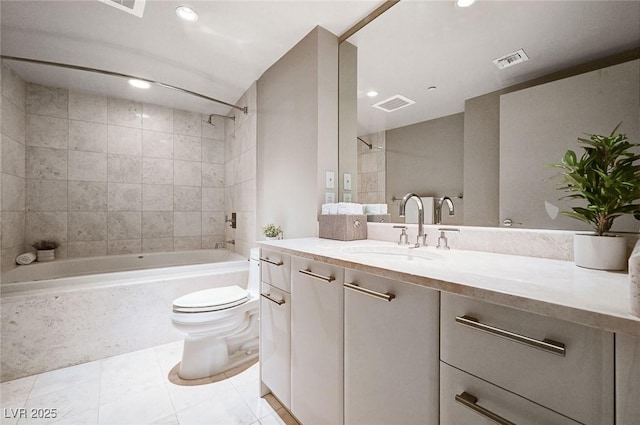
left=348, top=1, right=640, bottom=136
left=0, top=0, right=380, bottom=115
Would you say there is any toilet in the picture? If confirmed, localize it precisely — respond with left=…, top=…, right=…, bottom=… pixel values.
left=171, top=248, right=260, bottom=379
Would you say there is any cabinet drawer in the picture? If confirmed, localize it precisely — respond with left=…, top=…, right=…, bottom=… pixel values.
left=441, top=362, right=581, bottom=425
left=260, top=249, right=291, bottom=292
left=441, top=293, right=614, bottom=425
left=260, top=283, right=291, bottom=409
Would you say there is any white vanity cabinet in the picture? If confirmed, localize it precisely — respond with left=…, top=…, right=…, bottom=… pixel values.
left=616, top=333, right=640, bottom=425
left=440, top=293, right=614, bottom=425
left=343, top=269, right=440, bottom=425
left=290, top=257, right=345, bottom=425
left=259, top=250, right=292, bottom=409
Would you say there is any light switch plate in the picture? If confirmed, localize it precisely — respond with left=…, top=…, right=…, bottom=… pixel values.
left=325, top=192, right=335, bottom=203
left=344, top=173, right=352, bottom=190
left=344, top=193, right=352, bottom=202
left=326, top=171, right=335, bottom=189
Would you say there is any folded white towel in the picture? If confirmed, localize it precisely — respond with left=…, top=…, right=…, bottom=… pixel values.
left=322, top=203, right=339, bottom=215
left=364, top=204, right=388, bottom=215
left=337, top=202, right=364, bottom=215
left=15, top=252, right=36, bottom=265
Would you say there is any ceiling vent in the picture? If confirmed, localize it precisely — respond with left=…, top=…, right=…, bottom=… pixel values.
left=372, top=95, right=416, bottom=113
left=97, top=0, right=146, bottom=18
left=492, top=49, right=529, bottom=70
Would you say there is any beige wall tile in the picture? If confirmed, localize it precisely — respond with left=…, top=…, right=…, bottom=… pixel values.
left=142, top=237, right=173, bottom=253
left=107, top=183, right=142, bottom=211
left=1, top=100, right=26, bottom=143
left=69, top=121, right=107, bottom=153
left=68, top=150, right=106, bottom=182
left=108, top=126, right=142, bottom=156
left=174, top=134, right=201, bottom=161
left=25, top=211, right=67, bottom=245
left=68, top=211, right=106, bottom=241
left=201, top=115, right=225, bottom=140
left=26, top=147, right=67, bottom=180
left=1, top=135, right=26, bottom=178
left=202, top=187, right=224, bottom=212
left=174, top=186, right=201, bottom=212
left=69, top=90, right=107, bottom=123
left=142, top=104, right=173, bottom=133
left=2, top=63, right=26, bottom=110
left=68, top=181, right=107, bottom=211
left=202, top=163, right=224, bottom=188
left=1, top=211, right=25, bottom=248
left=67, top=241, right=107, bottom=258
left=1, top=174, right=25, bottom=211
left=174, top=236, right=201, bottom=251
left=201, top=235, right=225, bottom=249
left=142, top=130, right=173, bottom=159
left=26, top=114, right=68, bottom=149
left=202, top=212, right=225, bottom=236
left=202, top=138, right=225, bottom=164
left=174, top=160, right=201, bottom=186
left=174, top=212, right=201, bottom=237
left=107, top=211, right=141, bottom=240
left=173, top=109, right=201, bottom=137
left=25, top=179, right=67, bottom=211
left=142, top=184, right=173, bottom=211
left=107, top=239, right=141, bottom=255
left=26, top=84, right=68, bottom=118
left=142, top=158, right=173, bottom=185
left=107, top=98, right=142, bottom=128
left=142, top=212, right=173, bottom=238
left=108, top=154, right=142, bottom=184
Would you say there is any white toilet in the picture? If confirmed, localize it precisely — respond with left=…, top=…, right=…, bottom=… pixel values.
left=171, top=248, right=260, bottom=379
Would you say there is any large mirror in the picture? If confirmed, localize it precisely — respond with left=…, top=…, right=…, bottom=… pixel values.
left=339, top=0, right=640, bottom=231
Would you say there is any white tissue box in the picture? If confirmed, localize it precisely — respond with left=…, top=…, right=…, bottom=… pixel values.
left=319, top=214, right=368, bottom=241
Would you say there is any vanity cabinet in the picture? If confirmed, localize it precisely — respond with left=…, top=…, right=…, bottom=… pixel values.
left=440, top=293, right=614, bottom=425
left=290, top=257, right=344, bottom=425
left=259, top=250, right=292, bottom=409
left=344, top=269, right=440, bottom=425
left=616, top=333, right=640, bottom=425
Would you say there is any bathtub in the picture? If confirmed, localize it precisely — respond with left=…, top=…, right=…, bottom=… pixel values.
left=0, top=249, right=249, bottom=382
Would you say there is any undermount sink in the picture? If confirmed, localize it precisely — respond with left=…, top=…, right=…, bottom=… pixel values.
left=342, top=245, right=442, bottom=262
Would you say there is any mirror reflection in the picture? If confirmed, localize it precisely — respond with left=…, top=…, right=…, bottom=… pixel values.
left=340, top=0, right=640, bottom=231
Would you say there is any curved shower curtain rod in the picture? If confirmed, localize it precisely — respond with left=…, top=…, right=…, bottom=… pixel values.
left=0, top=55, right=248, bottom=115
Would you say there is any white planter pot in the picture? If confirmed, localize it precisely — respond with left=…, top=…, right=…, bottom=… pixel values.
left=36, top=249, right=55, bottom=262
left=573, top=234, right=627, bottom=271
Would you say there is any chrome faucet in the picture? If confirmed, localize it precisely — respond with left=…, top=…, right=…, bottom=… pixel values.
left=435, top=196, right=455, bottom=225
left=399, top=193, right=427, bottom=247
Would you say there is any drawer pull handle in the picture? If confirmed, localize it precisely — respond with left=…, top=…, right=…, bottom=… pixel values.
left=260, top=257, right=284, bottom=266
left=455, top=392, right=516, bottom=425
left=260, top=293, right=285, bottom=305
left=298, top=269, right=335, bottom=283
left=455, top=315, right=566, bottom=357
left=344, top=282, right=395, bottom=302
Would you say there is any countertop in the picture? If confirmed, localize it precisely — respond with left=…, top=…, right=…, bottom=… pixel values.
left=258, top=238, right=640, bottom=337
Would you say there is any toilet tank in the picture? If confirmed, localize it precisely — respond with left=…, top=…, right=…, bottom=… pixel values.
left=248, top=248, right=260, bottom=296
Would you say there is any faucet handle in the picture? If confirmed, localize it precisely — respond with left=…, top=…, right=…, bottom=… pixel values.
left=395, top=226, right=410, bottom=246
left=437, top=228, right=459, bottom=250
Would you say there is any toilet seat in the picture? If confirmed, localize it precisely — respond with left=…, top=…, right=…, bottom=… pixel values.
left=173, top=285, right=250, bottom=313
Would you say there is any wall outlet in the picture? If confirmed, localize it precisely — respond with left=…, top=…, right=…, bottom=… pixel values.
left=344, top=193, right=352, bottom=202
left=325, top=192, right=335, bottom=203
left=344, top=173, right=352, bottom=190
left=325, top=170, right=335, bottom=189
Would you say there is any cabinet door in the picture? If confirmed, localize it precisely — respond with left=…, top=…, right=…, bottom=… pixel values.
left=616, top=333, right=640, bottom=425
left=260, top=283, right=291, bottom=409
left=441, top=362, right=581, bottom=425
left=344, top=270, right=440, bottom=425
left=291, top=257, right=344, bottom=425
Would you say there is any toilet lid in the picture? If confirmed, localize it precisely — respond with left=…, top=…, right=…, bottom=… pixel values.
left=173, top=286, right=250, bottom=313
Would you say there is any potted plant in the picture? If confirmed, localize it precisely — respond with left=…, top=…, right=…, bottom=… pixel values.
left=261, top=224, right=283, bottom=241
left=551, top=124, right=640, bottom=270
left=32, top=240, right=59, bottom=262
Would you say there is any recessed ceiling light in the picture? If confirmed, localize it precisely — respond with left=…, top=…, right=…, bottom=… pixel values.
left=456, top=0, right=477, bottom=8
left=128, top=79, right=151, bottom=89
left=176, top=6, right=198, bottom=22
left=366, top=91, right=379, bottom=97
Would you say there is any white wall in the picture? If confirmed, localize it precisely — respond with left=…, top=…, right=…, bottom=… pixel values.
left=257, top=26, right=338, bottom=239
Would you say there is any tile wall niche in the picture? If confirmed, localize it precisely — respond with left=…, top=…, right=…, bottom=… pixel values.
left=224, top=83, right=257, bottom=258
left=18, top=80, right=230, bottom=260
left=1, top=62, right=27, bottom=272
left=357, top=131, right=385, bottom=203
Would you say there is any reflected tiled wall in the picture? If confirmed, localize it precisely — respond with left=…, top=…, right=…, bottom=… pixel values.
left=1, top=63, right=27, bottom=271
left=22, top=82, right=227, bottom=258
left=357, top=131, right=385, bottom=203
left=224, top=83, right=257, bottom=257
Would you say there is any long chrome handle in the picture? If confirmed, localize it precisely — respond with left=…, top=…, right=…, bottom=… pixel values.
left=455, top=392, right=516, bottom=425
left=455, top=315, right=566, bottom=357
left=298, top=269, right=335, bottom=283
left=260, top=257, right=283, bottom=266
left=260, top=293, right=285, bottom=305
left=344, top=282, right=395, bottom=302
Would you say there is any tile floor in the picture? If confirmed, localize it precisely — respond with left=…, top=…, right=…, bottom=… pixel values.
left=0, top=341, right=298, bottom=425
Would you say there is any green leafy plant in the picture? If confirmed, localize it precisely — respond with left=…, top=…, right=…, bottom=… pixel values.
left=550, top=124, right=640, bottom=236
left=32, top=240, right=59, bottom=250
left=261, top=224, right=282, bottom=238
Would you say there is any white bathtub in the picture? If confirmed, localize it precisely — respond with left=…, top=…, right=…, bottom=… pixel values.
left=0, top=249, right=249, bottom=382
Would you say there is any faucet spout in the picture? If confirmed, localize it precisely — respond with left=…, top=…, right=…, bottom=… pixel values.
left=398, top=193, right=427, bottom=247
left=436, top=196, right=455, bottom=224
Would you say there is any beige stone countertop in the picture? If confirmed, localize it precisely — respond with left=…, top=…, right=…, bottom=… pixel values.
left=258, top=237, right=640, bottom=337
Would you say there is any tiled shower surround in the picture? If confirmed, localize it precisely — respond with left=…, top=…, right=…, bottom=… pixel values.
left=1, top=62, right=258, bottom=269
left=357, top=131, right=385, bottom=204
